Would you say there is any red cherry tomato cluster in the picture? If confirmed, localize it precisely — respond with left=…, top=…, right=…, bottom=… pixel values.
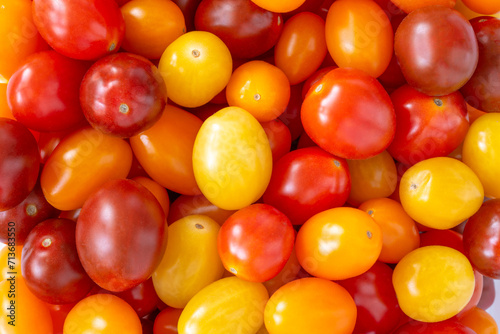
left=1, top=0, right=500, bottom=333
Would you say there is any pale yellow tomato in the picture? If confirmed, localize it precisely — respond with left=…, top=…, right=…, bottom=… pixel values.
left=158, top=31, right=232, bottom=108
left=399, top=157, right=484, bottom=229
left=152, top=215, right=224, bottom=309
left=393, top=246, right=475, bottom=323
left=192, top=107, right=273, bottom=210
left=178, top=276, right=268, bottom=334
left=462, top=113, right=500, bottom=199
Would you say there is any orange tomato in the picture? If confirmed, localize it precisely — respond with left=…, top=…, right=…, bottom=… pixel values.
left=226, top=60, right=291, bottom=122
left=359, top=197, right=420, bottom=263
left=458, top=307, right=499, bottom=334
left=132, top=176, right=170, bottom=216
left=458, top=0, right=500, bottom=15
left=130, top=104, right=202, bottom=196
left=467, top=102, right=487, bottom=124
left=274, top=12, right=327, bottom=85
left=121, top=0, right=186, bottom=59
left=0, top=84, right=14, bottom=119
left=392, top=0, right=456, bottom=13
left=250, top=0, right=306, bottom=13
left=325, top=0, right=393, bottom=78
left=0, top=246, right=22, bottom=280
left=40, top=127, right=133, bottom=211
left=295, top=207, right=382, bottom=280
left=264, top=277, right=357, bottom=334
left=167, top=194, right=236, bottom=225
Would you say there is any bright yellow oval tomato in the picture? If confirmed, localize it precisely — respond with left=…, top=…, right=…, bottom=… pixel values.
left=226, top=61, right=290, bottom=122
left=152, top=215, right=224, bottom=309
left=462, top=113, right=500, bottom=199
left=264, top=277, right=357, bottom=334
left=295, top=207, right=383, bottom=280
left=250, top=0, right=306, bottom=13
left=393, top=245, right=475, bottom=323
left=192, top=106, right=273, bottom=210
left=274, top=12, right=327, bottom=85
left=325, top=0, right=393, bottom=78
left=40, top=127, right=133, bottom=211
left=347, top=150, right=398, bottom=206
left=457, top=0, right=500, bottom=16
left=63, top=294, right=142, bottom=334
left=130, top=104, right=202, bottom=196
left=158, top=31, right=232, bottom=108
left=121, top=0, right=186, bottom=59
left=178, top=276, right=269, bottom=334
left=399, top=157, right=484, bottom=230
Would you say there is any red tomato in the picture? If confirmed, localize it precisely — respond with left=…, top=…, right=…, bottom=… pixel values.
left=393, top=319, right=477, bottom=334
left=217, top=203, right=295, bottom=282
left=110, top=278, right=160, bottom=318
left=154, top=307, right=183, bottom=334
left=260, top=118, right=292, bottom=162
left=279, top=84, right=304, bottom=141
left=301, top=67, right=396, bottom=159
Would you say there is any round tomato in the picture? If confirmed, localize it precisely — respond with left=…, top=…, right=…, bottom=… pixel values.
left=458, top=307, right=499, bottom=334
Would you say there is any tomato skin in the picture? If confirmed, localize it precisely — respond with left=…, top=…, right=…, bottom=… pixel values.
left=0, top=118, right=40, bottom=211
left=301, top=67, right=396, bottom=160
left=461, top=0, right=500, bottom=15
left=387, top=84, right=469, bottom=166
left=132, top=176, right=170, bottom=217
left=260, top=119, right=292, bottom=162
left=458, top=306, right=499, bottom=334
left=394, top=6, right=478, bottom=96
left=111, top=278, right=160, bottom=318
left=80, top=53, right=167, bottom=138
left=325, top=0, right=393, bottom=78
left=76, top=179, right=167, bottom=292
left=32, top=0, right=125, bottom=60
left=40, top=127, right=133, bottom=211
left=154, top=307, right=183, bottom=334
left=393, top=319, right=477, bottom=334
left=263, top=147, right=350, bottom=225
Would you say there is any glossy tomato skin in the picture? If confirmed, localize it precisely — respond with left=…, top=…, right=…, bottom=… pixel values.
left=463, top=199, right=500, bottom=279
left=387, top=84, right=469, bottom=165
left=394, top=6, right=478, bottom=96
left=7, top=51, right=89, bottom=132
left=0, top=118, right=40, bottom=211
left=195, top=0, right=283, bottom=59
left=154, top=307, right=183, bottom=334
left=32, top=0, right=125, bottom=60
left=80, top=53, right=166, bottom=137
left=111, top=278, right=160, bottom=318
left=393, top=319, right=477, bottom=334
left=263, top=147, right=350, bottom=225
left=76, top=179, right=166, bottom=292
left=21, top=218, right=94, bottom=304
left=218, top=204, right=295, bottom=282
left=301, top=68, right=396, bottom=159
left=461, top=16, right=500, bottom=112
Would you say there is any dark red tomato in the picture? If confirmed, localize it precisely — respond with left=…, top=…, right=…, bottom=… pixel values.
left=0, top=183, right=59, bottom=245
left=217, top=203, right=295, bottom=282
left=80, top=53, right=167, bottom=138
left=142, top=319, right=155, bottom=334
left=394, top=6, right=478, bottom=96
left=461, top=17, right=500, bottom=112
left=7, top=51, right=89, bottom=132
left=113, top=278, right=160, bottom=317
left=420, top=230, right=465, bottom=254
left=0, top=118, right=40, bottom=211
left=279, top=84, right=304, bottom=141
left=32, top=0, right=125, bottom=60
left=194, top=0, right=283, bottom=59
left=338, top=262, right=402, bottom=334
left=478, top=276, right=496, bottom=311
left=301, top=68, right=396, bottom=160
left=387, top=84, right=469, bottom=165
left=463, top=199, right=500, bottom=279
left=393, top=319, right=477, bottom=334
left=154, top=307, right=183, bottom=334
left=38, top=129, right=74, bottom=164
left=46, top=302, right=77, bottom=334
left=21, top=218, right=94, bottom=304
left=263, top=147, right=350, bottom=225
left=261, top=119, right=292, bottom=162
left=172, top=0, right=203, bottom=32
left=76, top=179, right=167, bottom=292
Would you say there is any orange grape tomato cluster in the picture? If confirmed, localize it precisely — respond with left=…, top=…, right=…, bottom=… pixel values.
left=1, top=0, right=500, bottom=333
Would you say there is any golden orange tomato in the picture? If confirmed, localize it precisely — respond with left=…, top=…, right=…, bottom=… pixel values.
left=458, top=0, right=500, bottom=15
left=0, top=84, right=14, bottom=119
left=458, top=307, right=499, bottom=334
left=250, top=0, right=306, bottom=13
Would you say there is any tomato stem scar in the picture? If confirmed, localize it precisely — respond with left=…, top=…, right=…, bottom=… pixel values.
left=192, top=49, right=200, bottom=57
left=119, top=103, right=129, bottom=114
left=195, top=224, right=204, bottom=229
left=42, top=238, right=52, bottom=247
left=26, top=204, right=37, bottom=216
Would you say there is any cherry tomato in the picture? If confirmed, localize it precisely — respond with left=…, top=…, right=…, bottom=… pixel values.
left=392, top=0, right=456, bottom=13
left=153, top=215, right=224, bottom=308
left=112, top=278, right=160, bottom=318
left=262, top=247, right=302, bottom=296
left=455, top=0, right=500, bottom=19
left=296, top=207, right=382, bottom=280
left=461, top=0, right=500, bottom=15
left=478, top=276, right=496, bottom=311
left=260, top=119, right=292, bottom=162
left=192, top=107, right=273, bottom=210
left=264, top=277, right=357, bottom=334
left=250, top=0, right=306, bottom=13
left=172, top=0, right=202, bottom=31
left=301, top=66, right=337, bottom=100
left=63, top=294, right=142, bottom=334
left=393, top=246, right=476, bottom=322
left=76, top=179, right=166, bottom=292
left=178, top=276, right=269, bottom=334
left=167, top=194, right=236, bottom=225
left=154, top=307, right=183, bottom=334
left=263, top=147, right=350, bottom=225
left=394, top=6, right=478, bottom=96
left=38, top=129, right=74, bottom=164
left=393, top=319, right=477, bottom=334
left=32, top=0, right=124, bottom=60
left=132, top=176, right=170, bottom=217
left=458, top=306, right=499, bottom=334
left=301, top=67, right=396, bottom=159
left=46, top=302, right=75, bottom=334
left=399, top=157, right=484, bottom=230
left=420, top=229, right=465, bottom=254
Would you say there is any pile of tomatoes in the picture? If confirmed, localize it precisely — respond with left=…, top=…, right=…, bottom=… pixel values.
left=1, top=0, right=500, bottom=333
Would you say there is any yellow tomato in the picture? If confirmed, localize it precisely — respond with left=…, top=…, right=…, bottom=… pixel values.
left=250, top=0, right=306, bottom=13
left=152, top=215, right=224, bottom=309
left=192, top=107, right=273, bottom=210
left=393, top=246, right=475, bottom=323
left=178, top=276, right=269, bottom=334
left=399, top=157, right=484, bottom=229
left=40, top=127, right=133, bottom=211
left=462, top=113, right=500, bottom=199
left=158, top=31, right=232, bottom=108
